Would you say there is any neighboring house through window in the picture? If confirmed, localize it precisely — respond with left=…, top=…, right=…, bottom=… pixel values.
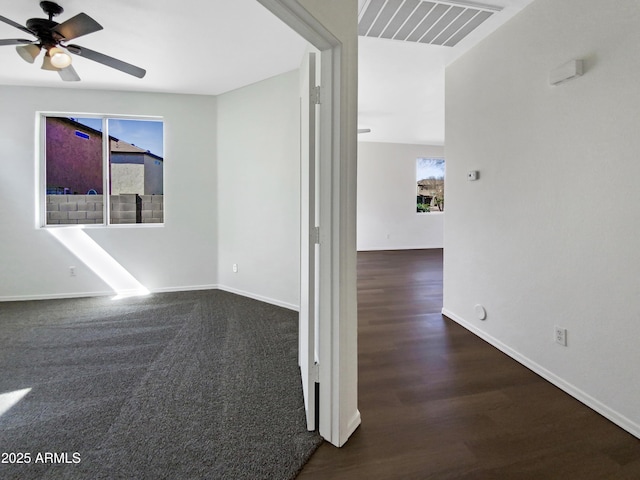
left=42, top=115, right=164, bottom=226
left=416, top=157, right=445, bottom=213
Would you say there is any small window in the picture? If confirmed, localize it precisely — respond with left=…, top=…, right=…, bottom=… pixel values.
left=42, top=115, right=164, bottom=226
left=416, top=157, right=445, bottom=213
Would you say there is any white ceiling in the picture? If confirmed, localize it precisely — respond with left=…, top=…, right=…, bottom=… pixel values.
left=0, top=0, right=308, bottom=95
left=0, top=0, right=535, bottom=145
left=358, top=0, right=536, bottom=145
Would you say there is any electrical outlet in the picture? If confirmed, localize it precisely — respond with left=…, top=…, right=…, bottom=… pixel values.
left=69, top=266, right=76, bottom=277
left=232, top=264, right=238, bottom=273
left=555, top=326, right=567, bottom=346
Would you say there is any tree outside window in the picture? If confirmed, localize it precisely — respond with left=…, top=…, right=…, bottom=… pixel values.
left=416, top=157, right=445, bottom=213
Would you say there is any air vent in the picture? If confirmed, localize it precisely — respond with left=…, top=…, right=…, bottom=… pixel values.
left=358, top=0, right=501, bottom=47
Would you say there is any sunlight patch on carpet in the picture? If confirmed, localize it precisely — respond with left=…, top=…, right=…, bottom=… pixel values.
left=0, top=388, right=31, bottom=418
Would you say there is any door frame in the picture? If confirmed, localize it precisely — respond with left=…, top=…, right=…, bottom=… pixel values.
left=257, top=0, right=360, bottom=448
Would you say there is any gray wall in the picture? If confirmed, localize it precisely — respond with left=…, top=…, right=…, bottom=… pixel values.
left=357, top=141, right=444, bottom=250
left=0, top=86, right=217, bottom=299
left=0, top=71, right=303, bottom=308
left=216, top=70, right=301, bottom=309
left=444, top=0, right=640, bottom=437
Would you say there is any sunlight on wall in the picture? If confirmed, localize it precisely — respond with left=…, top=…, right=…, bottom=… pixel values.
left=0, top=388, right=32, bottom=418
left=48, top=228, right=150, bottom=299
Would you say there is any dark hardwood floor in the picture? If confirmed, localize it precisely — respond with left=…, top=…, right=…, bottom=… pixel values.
left=297, top=249, right=640, bottom=480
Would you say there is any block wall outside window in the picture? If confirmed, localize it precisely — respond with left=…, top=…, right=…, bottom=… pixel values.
left=45, top=194, right=164, bottom=225
left=46, top=194, right=104, bottom=225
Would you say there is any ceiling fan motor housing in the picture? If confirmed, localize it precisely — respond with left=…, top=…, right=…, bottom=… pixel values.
left=26, top=18, right=59, bottom=46
left=40, top=1, right=64, bottom=19
left=28, top=1, right=65, bottom=46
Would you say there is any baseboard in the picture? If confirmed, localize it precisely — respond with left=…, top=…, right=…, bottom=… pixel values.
left=326, top=408, right=361, bottom=448
left=0, top=290, right=117, bottom=302
left=0, top=284, right=219, bottom=303
left=442, top=308, right=640, bottom=439
left=357, top=245, right=443, bottom=252
left=150, top=284, right=218, bottom=294
left=216, top=285, right=299, bottom=312
left=345, top=409, right=362, bottom=444
left=0, top=284, right=298, bottom=313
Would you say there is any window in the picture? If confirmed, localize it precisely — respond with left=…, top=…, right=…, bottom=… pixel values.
left=42, top=115, right=164, bottom=226
left=416, top=157, right=444, bottom=213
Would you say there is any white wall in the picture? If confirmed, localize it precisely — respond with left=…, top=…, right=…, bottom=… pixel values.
left=444, top=0, right=640, bottom=437
left=357, top=141, right=444, bottom=250
left=0, top=86, right=217, bottom=300
left=216, top=70, right=301, bottom=309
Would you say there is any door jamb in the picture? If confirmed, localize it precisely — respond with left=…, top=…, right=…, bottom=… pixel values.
left=256, top=0, right=359, bottom=447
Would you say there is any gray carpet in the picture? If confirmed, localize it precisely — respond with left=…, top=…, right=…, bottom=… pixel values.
left=0, top=290, right=321, bottom=479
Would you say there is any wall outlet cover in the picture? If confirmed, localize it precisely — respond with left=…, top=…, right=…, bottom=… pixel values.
left=555, top=326, right=567, bottom=346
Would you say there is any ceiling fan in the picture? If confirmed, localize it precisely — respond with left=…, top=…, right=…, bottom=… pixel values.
left=0, top=1, right=146, bottom=81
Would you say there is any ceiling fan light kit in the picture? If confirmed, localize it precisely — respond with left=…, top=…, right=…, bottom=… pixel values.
left=40, top=52, right=58, bottom=71
left=48, top=46, right=71, bottom=68
left=0, top=1, right=146, bottom=81
left=16, top=43, right=41, bottom=63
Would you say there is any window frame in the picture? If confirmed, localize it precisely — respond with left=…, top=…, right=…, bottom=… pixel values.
left=416, top=156, right=445, bottom=215
left=38, top=112, right=165, bottom=229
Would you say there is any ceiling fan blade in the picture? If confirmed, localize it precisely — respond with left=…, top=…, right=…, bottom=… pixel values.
left=53, top=13, right=103, bottom=41
left=0, top=15, right=34, bottom=36
left=67, top=44, right=146, bottom=78
left=58, top=64, right=80, bottom=82
left=0, top=38, right=32, bottom=46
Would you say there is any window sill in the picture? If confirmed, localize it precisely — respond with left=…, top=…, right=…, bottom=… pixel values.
left=41, top=223, right=165, bottom=229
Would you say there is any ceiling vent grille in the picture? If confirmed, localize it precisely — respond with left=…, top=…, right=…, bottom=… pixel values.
left=358, top=0, right=501, bottom=47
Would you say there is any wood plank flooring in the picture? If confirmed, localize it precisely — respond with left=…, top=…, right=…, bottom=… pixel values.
left=297, top=249, right=640, bottom=480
